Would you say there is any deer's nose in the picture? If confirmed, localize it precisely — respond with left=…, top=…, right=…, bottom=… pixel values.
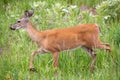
left=10, top=27, right=16, bottom=30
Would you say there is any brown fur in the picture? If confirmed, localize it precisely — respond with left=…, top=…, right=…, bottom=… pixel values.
left=29, top=23, right=100, bottom=52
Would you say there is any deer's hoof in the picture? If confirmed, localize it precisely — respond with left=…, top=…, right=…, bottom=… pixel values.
left=30, top=68, right=37, bottom=72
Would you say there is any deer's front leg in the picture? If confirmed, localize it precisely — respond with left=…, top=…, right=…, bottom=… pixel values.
left=29, top=48, right=44, bottom=71
left=83, top=47, right=96, bottom=72
left=52, top=52, right=59, bottom=74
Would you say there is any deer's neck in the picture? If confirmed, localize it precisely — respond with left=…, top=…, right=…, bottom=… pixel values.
left=26, top=22, right=42, bottom=42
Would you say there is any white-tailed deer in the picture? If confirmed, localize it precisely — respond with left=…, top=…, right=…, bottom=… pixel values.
left=10, top=10, right=114, bottom=73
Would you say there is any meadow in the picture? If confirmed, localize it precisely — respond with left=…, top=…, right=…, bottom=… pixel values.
left=0, top=0, right=120, bottom=80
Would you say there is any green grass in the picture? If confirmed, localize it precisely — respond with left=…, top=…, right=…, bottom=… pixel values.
left=0, top=0, right=120, bottom=80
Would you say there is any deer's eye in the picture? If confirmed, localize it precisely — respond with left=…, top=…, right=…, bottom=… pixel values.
left=17, top=21, right=21, bottom=23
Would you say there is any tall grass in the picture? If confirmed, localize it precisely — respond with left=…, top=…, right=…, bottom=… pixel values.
left=0, top=0, right=120, bottom=80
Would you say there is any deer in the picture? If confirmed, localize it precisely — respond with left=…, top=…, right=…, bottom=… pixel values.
left=10, top=10, right=115, bottom=73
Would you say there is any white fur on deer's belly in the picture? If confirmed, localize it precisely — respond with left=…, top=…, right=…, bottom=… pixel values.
left=56, top=44, right=82, bottom=52
left=65, top=46, right=82, bottom=51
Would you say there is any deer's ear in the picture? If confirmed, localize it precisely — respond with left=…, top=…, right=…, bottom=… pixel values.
left=24, top=10, right=29, bottom=17
left=28, top=10, right=34, bottom=17
left=24, top=10, right=34, bottom=17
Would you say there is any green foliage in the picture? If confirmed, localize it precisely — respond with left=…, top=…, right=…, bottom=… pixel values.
left=96, top=0, right=120, bottom=22
left=113, top=24, right=120, bottom=47
left=28, top=1, right=80, bottom=30
left=96, top=0, right=120, bottom=47
left=65, top=0, right=104, bottom=7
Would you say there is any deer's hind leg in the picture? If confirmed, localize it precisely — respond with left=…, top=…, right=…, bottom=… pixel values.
left=83, top=47, right=96, bottom=72
left=96, top=43, right=117, bottom=64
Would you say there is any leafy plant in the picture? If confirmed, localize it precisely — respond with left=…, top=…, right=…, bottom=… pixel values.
left=96, top=0, right=120, bottom=22
left=113, top=24, right=120, bottom=47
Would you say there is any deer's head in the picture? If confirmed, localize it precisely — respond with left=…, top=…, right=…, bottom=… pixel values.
left=10, top=10, right=34, bottom=30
